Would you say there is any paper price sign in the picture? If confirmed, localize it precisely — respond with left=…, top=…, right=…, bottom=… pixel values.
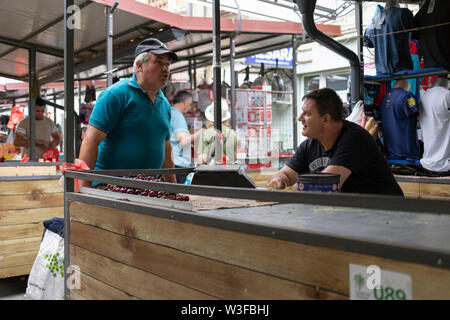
left=349, top=263, right=412, bottom=300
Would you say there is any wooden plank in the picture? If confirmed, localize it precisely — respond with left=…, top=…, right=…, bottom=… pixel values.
left=0, top=193, right=63, bottom=211
left=70, top=245, right=216, bottom=300
left=420, top=183, right=450, bottom=200
left=398, top=182, right=420, bottom=198
left=0, top=264, right=33, bottom=279
left=70, top=201, right=450, bottom=299
left=70, top=221, right=345, bottom=300
left=0, top=237, right=41, bottom=255
left=0, top=207, right=64, bottom=226
left=0, top=180, right=62, bottom=195
left=68, top=291, right=87, bottom=300
left=70, top=272, right=140, bottom=300
left=0, top=251, right=37, bottom=269
left=0, top=223, right=43, bottom=241
left=0, top=166, right=57, bottom=177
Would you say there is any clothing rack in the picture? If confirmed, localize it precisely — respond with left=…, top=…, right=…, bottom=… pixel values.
left=364, top=67, right=449, bottom=82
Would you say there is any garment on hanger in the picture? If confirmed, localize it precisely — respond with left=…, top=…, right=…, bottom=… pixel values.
left=380, top=87, right=420, bottom=161
left=364, top=5, right=414, bottom=75
left=418, top=86, right=450, bottom=172
left=413, top=0, right=450, bottom=71
left=390, top=40, right=423, bottom=101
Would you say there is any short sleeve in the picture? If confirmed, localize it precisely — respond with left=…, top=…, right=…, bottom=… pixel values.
left=402, top=94, right=418, bottom=117
left=15, top=119, right=28, bottom=137
left=171, top=110, right=188, bottom=135
left=88, top=90, right=122, bottom=134
left=286, top=140, right=309, bottom=173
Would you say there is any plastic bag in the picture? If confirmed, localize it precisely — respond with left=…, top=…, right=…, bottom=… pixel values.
left=58, top=159, right=90, bottom=192
left=7, top=105, right=24, bottom=130
left=346, top=100, right=368, bottom=128
left=42, top=148, right=59, bottom=162
left=25, top=229, right=65, bottom=300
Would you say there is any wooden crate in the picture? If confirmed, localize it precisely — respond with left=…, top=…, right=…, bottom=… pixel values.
left=0, top=177, right=63, bottom=278
left=398, top=179, right=450, bottom=200
left=68, top=201, right=450, bottom=300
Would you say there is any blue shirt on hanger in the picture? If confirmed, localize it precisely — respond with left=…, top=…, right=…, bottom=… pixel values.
left=364, top=5, right=414, bottom=75
left=380, top=87, right=420, bottom=161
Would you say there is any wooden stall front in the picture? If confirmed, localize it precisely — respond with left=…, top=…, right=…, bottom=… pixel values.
left=67, top=190, right=450, bottom=300
left=0, top=163, right=64, bottom=278
left=248, top=171, right=450, bottom=200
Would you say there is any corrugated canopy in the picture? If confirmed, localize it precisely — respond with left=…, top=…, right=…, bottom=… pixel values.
left=0, top=0, right=341, bottom=88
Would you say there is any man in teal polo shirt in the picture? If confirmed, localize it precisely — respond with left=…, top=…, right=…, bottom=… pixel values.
left=78, top=38, right=178, bottom=186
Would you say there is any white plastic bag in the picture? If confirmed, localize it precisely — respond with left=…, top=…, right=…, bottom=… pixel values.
left=346, top=100, right=368, bottom=127
left=25, top=229, right=65, bottom=300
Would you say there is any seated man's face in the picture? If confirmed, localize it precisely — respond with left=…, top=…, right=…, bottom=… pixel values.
left=35, top=105, right=45, bottom=120
left=298, top=99, right=324, bottom=139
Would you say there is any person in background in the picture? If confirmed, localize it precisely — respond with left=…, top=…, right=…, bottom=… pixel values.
left=170, top=90, right=202, bottom=183
left=14, top=97, right=60, bottom=160
left=197, top=99, right=237, bottom=165
left=78, top=38, right=178, bottom=186
left=267, top=88, right=403, bottom=196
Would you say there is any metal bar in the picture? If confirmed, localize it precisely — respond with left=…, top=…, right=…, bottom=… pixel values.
left=28, top=48, right=36, bottom=161
left=66, top=192, right=450, bottom=269
left=0, top=1, right=92, bottom=60
left=0, top=161, right=64, bottom=167
left=212, top=0, right=222, bottom=162
left=64, top=0, right=75, bottom=301
left=355, top=0, right=364, bottom=101
left=42, top=99, right=64, bottom=111
left=0, top=175, right=61, bottom=182
left=106, top=1, right=120, bottom=87
left=0, top=35, right=64, bottom=57
left=292, top=36, right=298, bottom=149
left=229, top=35, right=236, bottom=130
left=65, top=170, right=450, bottom=215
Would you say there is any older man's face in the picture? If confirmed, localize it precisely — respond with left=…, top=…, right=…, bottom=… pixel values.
left=139, top=52, right=171, bottom=90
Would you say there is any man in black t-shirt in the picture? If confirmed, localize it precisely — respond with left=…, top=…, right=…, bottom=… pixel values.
left=267, top=88, right=403, bottom=196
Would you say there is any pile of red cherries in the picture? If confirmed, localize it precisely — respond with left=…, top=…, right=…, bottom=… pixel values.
left=105, top=174, right=190, bottom=201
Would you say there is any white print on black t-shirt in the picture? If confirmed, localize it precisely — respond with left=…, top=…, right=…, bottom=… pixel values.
left=309, top=157, right=331, bottom=172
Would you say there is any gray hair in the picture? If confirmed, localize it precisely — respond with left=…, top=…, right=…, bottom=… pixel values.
left=133, top=51, right=150, bottom=73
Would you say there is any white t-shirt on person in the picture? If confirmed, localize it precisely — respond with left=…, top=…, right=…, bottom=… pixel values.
left=418, top=86, right=450, bottom=172
left=15, top=117, right=59, bottom=159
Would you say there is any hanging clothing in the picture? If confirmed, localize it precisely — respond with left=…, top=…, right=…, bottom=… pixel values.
left=418, top=86, right=450, bottom=172
left=413, top=0, right=450, bottom=71
left=364, top=5, right=414, bottom=75
left=380, top=87, right=420, bottom=161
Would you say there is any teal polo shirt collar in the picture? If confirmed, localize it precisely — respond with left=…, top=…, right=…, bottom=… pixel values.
left=128, top=74, right=164, bottom=105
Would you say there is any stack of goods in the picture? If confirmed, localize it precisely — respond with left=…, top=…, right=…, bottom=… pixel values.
left=105, top=174, right=190, bottom=201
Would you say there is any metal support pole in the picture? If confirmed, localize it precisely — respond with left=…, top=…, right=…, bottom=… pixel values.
left=193, top=61, right=197, bottom=88
left=28, top=48, right=36, bottom=161
left=212, top=0, right=222, bottom=162
left=230, top=35, right=236, bottom=130
left=106, top=0, right=119, bottom=87
left=64, top=0, right=75, bottom=301
left=355, top=0, right=364, bottom=102
left=188, top=59, right=193, bottom=89
left=292, top=36, right=300, bottom=149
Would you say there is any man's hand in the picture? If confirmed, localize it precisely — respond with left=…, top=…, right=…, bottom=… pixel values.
left=266, top=165, right=298, bottom=190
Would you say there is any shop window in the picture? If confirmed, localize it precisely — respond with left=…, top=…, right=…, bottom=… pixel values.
left=304, top=75, right=320, bottom=93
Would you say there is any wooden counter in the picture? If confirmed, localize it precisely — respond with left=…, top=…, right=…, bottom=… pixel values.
left=66, top=190, right=450, bottom=300
left=0, top=163, right=64, bottom=278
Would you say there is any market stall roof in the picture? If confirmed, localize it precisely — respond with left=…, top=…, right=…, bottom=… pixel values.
left=0, top=0, right=341, bottom=87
